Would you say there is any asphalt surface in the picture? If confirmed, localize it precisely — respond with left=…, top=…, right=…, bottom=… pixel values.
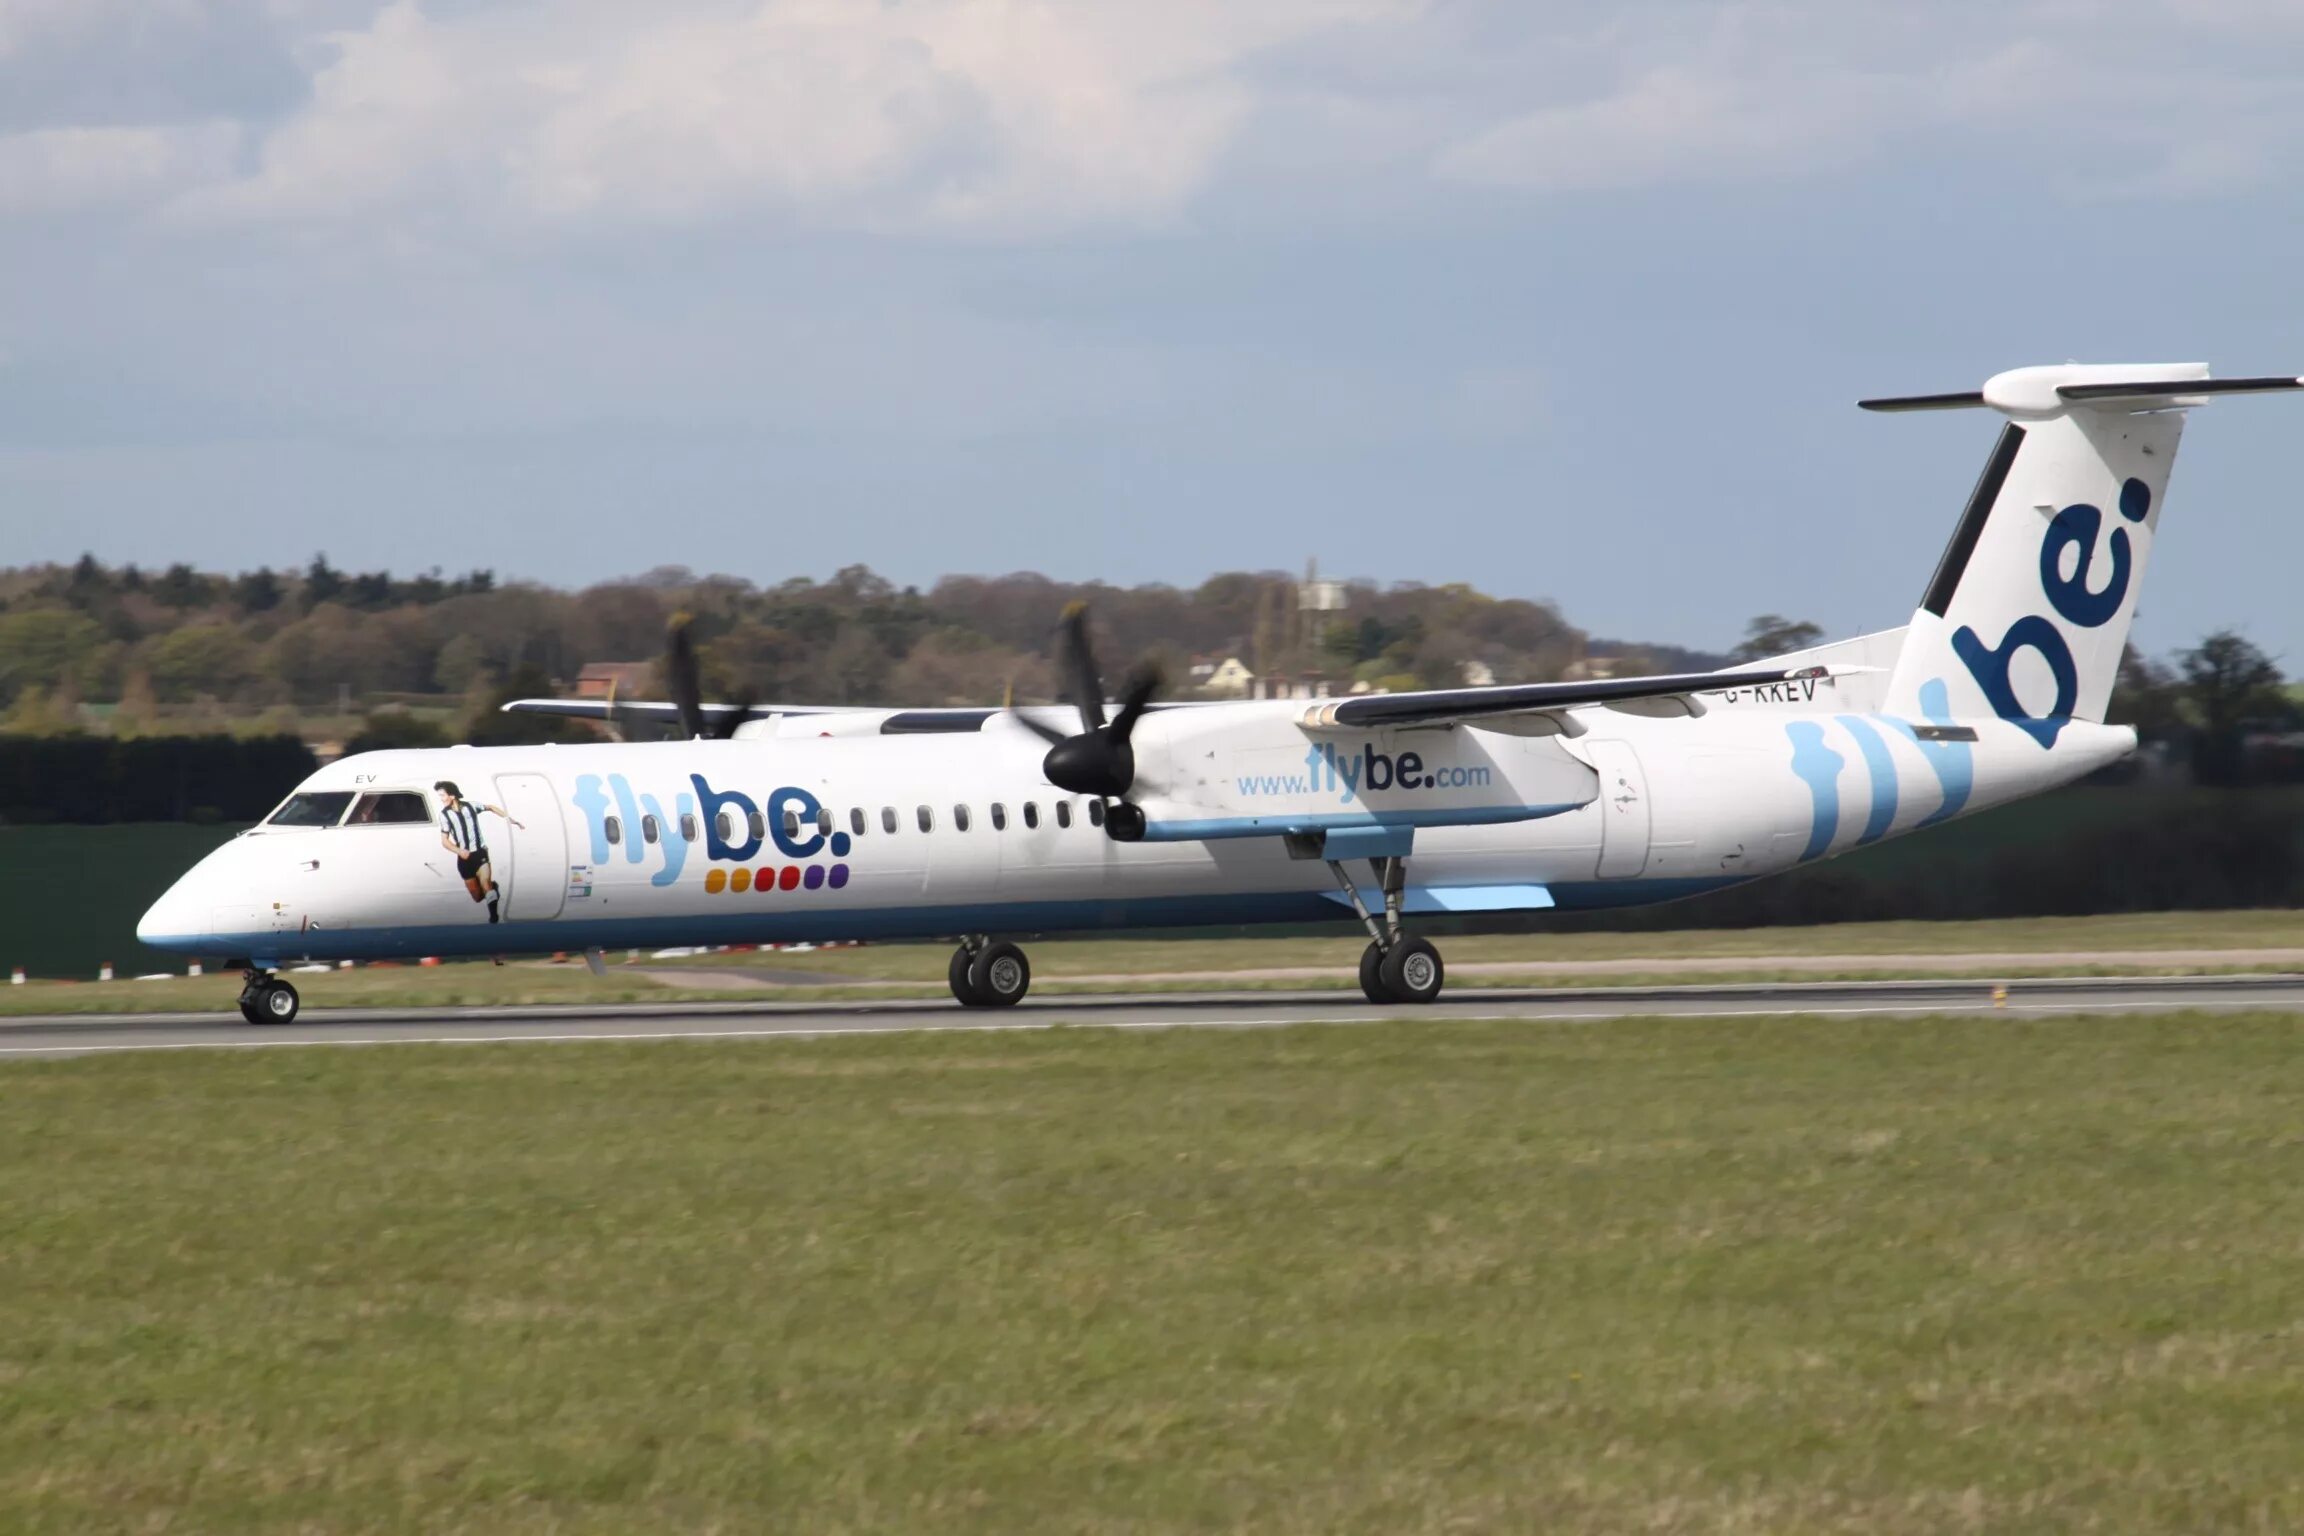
left=5, top=975, right=2304, bottom=1059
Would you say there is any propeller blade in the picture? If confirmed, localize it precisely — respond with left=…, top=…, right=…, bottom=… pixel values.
left=1107, top=662, right=1162, bottom=740
left=1055, top=602, right=1107, bottom=733
left=1016, top=711, right=1069, bottom=746
left=714, top=692, right=754, bottom=740
left=666, top=614, right=707, bottom=740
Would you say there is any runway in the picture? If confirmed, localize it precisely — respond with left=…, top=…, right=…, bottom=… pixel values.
left=5, top=974, right=2304, bottom=1059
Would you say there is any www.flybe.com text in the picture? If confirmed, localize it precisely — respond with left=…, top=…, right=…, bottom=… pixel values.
left=1237, top=743, right=1493, bottom=803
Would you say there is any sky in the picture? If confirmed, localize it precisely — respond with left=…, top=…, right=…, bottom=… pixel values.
left=3, top=0, right=2302, bottom=661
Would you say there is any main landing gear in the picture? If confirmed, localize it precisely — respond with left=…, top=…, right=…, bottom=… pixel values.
left=237, top=968, right=300, bottom=1025
left=948, top=937, right=1032, bottom=1008
left=1332, top=857, right=1446, bottom=1005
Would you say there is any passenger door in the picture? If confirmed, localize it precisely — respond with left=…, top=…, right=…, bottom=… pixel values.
left=493, top=773, right=569, bottom=920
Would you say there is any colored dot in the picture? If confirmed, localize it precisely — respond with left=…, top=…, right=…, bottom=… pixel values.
left=803, top=865, right=825, bottom=890
left=779, top=866, right=801, bottom=891
left=704, top=869, right=727, bottom=894
left=730, top=867, right=751, bottom=893
left=831, top=832, right=851, bottom=856
left=828, top=863, right=849, bottom=889
left=756, top=867, right=774, bottom=892
left=2119, top=477, right=2151, bottom=523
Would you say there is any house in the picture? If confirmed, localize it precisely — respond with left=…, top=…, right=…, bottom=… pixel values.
left=1190, top=655, right=1257, bottom=698
left=576, top=662, right=654, bottom=700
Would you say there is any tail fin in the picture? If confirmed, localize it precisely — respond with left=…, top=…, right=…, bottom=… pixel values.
left=1870, top=363, right=2302, bottom=743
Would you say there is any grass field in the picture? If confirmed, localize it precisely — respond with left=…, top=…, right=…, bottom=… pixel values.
left=4, top=1013, right=2302, bottom=1533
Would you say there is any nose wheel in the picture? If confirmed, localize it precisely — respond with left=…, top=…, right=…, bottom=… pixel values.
left=948, top=939, right=1032, bottom=1008
left=237, top=971, right=300, bottom=1025
left=1335, top=859, right=1446, bottom=1005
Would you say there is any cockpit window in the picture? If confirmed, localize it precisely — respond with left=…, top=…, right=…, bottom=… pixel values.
left=346, top=791, right=430, bottom=825
left=268, top=791, right=356, bottom=827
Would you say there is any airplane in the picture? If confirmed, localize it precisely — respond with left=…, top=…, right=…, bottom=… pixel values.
left=138, top=361, right=2301, bottom=1025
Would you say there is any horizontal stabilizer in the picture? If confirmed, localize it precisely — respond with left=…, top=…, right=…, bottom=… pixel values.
left=1862, top=364, right=2302, bottom=418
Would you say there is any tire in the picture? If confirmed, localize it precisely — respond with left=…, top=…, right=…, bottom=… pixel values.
left=256, top=979, right=300, bottom=1024
left=1358, top=941, right=1391, bottom=1004
left=948, top=945, right=987, bottom=1007
left=968, top=942, right=1031, bottom=1007
left=1378, top=937, right=1443, bottom=1005
left=238, top=996, right=267, bottom=1025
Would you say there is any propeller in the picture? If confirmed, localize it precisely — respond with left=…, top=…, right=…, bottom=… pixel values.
left=1020, top=603, right=1162, bottom=837
left=665, top=614, right=751, bottom=740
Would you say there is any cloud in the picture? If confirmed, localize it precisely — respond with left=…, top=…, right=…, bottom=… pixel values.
left=180, top=0, right=1415, bottom=235
left=1433, top=2, right=2304, bottom=198
left=0, top=121, right=240, bottom=212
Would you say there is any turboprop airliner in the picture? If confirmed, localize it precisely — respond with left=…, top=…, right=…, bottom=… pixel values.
left=139, top=362, right=2300, bottom=1024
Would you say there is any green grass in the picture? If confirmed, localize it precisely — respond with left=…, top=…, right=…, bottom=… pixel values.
left=4, top=1014, right=2303, bottom=1533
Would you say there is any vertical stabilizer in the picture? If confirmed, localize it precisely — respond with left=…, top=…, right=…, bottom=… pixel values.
left=1866, top=363, right=2300, bottom=743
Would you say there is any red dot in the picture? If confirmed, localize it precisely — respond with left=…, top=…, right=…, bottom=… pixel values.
left=755, top=867, right=774, bottom=892
left=779, top=865, right=801, bottom=891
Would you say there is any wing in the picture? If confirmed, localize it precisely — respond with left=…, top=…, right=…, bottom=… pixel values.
left=1296, top=663, right=1860, bottom=732
left=498, top=698, right=837, bottom=730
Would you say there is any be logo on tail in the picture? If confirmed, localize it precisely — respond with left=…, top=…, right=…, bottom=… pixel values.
left=1951, top=476, right=2151, bottom=748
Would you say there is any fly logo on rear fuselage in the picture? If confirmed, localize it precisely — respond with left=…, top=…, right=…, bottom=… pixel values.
left=571, top=773, right=852, bottom=893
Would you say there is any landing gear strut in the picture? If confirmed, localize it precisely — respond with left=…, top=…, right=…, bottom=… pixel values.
left=948, top=938, right=1032, bottom=1008
left=1331, top=858, right=1445, bottom=1005
left=237, top=968, right=300, bottom=1025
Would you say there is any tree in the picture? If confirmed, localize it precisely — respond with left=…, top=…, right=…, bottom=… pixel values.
left=2178, top=630, right=2286, bottom=786
left=303, top=554, right=345, bottom=610
left=1730, top=614, right=1825, bottom=663
left=342, top=710, right=451, bottom=754
left=0, top=609, right=105, bottom=703
left=232, top=567, right=283, bottom=613
left=145, top=624, right=260, bottom=702
left=2107, top=643, right=2182, bottom=739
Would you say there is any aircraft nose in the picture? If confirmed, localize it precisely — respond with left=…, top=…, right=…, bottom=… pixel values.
left=137, top=874, right=209, bottom=953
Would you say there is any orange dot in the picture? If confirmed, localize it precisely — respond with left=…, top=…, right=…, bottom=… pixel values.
left=730, top=867, right=752, bottom=893
left=704, top=868, right=727, bottom=894
left=779, top=865, right=801, bottom=891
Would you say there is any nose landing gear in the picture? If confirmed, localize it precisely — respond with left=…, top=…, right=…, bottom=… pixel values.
left=237, top=969, right=300, bottom=1025
left=948, top=938, right=1032, bottom=1008
left=1334, top=858, right=1446, bottom=1005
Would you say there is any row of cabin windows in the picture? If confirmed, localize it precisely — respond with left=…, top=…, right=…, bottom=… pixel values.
left=601, top=796, right=1104, bottom=846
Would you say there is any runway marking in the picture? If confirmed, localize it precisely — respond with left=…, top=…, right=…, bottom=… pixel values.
left=0, top=996, right=2283, bottom=1058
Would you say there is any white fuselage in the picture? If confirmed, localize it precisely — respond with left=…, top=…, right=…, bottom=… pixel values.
left=137, top=693, right=2133, bottom=966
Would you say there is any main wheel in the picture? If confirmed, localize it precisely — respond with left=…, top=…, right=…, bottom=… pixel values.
left=238, top=995, right=267, bottom=1025
left=948, top=944, right=988, bottom=1007
left=1358, top=941, right=1390, bottom=1004
left=1378, top=937, right=1443, bottom=1005
left=254, top=978, right=300, bottom=1024
left=968, top=942, right=1031, bottom=1008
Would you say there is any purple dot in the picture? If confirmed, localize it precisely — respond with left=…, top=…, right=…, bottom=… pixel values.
left=803, top=864, right=825, bottom=889
left=828, top=863, right=849, bottom=889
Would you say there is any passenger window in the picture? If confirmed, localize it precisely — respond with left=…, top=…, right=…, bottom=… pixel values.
left=1055, top=800, right=1072, bottom=829
left=1022, top=801, right=1039, bottom=829
left=681, top=814, right=698, bottom=842
left=849, top=807, right=866, bottom=836
left=781, top=808, right=800, bottom=840
left=817, top=807, right=834, bottom=836
left=882, top=806, right=898, bottom=834
left=748, top=810, right=765, bottom=840
left=715, top=811, right=732, bottom=842
left=268, top=791, right=356, bottom=827
left=346, top=791, right=429, bottom=825
left=642, top=814, right=660, bottom=844
left=954, top=804, right=972, bottom=832
left=917, top=805, right=934, bottom=833
left=605, top=815, right=623, bottom=846
left=1087, top=799, right=1105, bottom=828
left=990, top=802, right=1007, bottom=831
